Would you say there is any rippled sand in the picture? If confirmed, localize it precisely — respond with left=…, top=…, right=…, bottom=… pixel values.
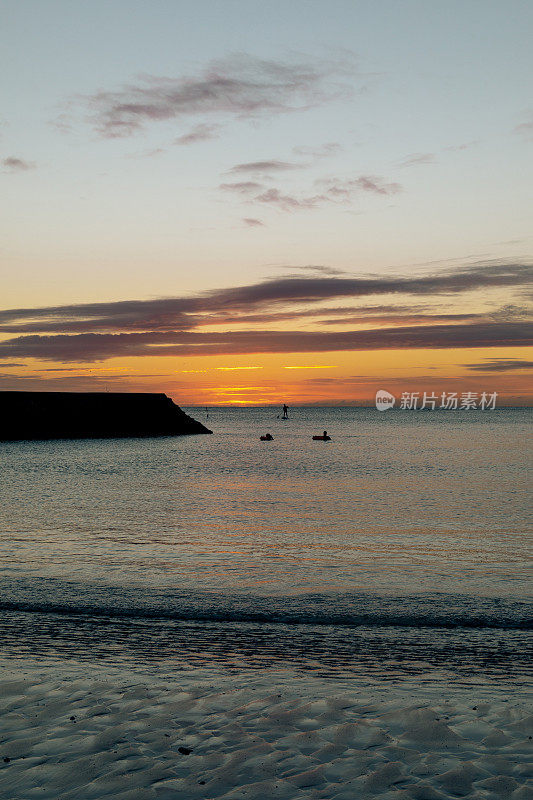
left=1, top=665, right=531, bottom=800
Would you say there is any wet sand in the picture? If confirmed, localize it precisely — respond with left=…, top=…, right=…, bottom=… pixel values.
left=1, top=663, right=531, bottom=800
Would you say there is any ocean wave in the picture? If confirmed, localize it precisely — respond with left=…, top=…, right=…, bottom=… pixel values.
left=0, top=579, right=531, bottom=631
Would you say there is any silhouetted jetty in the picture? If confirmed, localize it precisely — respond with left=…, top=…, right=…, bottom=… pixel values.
left=0, top=391, right=212, bottom=441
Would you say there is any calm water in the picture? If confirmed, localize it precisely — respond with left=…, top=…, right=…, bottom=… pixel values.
left=1, top=407, right=531, bottom=684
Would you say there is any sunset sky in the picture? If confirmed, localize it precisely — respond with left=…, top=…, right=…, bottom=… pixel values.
left=1, top=0, right=532, bottom=404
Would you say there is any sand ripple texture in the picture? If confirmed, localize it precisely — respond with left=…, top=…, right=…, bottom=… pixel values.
left=0, top=672, right=531, bottom=800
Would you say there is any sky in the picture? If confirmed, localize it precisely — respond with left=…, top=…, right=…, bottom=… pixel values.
left=1, top=0, right=532, bottom=405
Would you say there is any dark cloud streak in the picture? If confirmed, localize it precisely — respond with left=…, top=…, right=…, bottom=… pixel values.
left=219, top=181, right=263, bottom=193
left=229, top=160, right=303, bottom=173
left=0, top=262, right=530, bottom=362
left=464, top=359, right=533, bottom=372
left=0, top=323, right=530, bottom=363
left=0, top=262, right=531, bottom=327
left=2, top=157, right=35, bottom=172
left=174, top=123, right=220, bottom=145
left=84, top=53, right=357, bottom=138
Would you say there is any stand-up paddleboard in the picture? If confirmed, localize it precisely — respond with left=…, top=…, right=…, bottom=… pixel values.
left=312, top=434, right=331, bottom=441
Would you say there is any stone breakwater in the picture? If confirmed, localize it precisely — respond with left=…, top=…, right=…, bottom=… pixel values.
left=0, top=391, right=212, bottom=440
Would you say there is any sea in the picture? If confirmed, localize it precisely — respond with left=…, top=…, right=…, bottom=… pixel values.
left=0, top=406, right=531, bottom=689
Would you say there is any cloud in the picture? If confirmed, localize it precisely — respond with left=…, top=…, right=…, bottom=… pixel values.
left=192, top=303, right=418, bottom=326
left=515, top=122, right=533, bottom=139
left=326, top=175, right=402, bottom=196
left=299, top=374, right=531, bottom=395
left=322, top=311, right=482, bottom=326
left=200, top=301, right=521, bottom=327
left=398, top=153, right=436, bottom=167
left=2, top=157, right=35, bottom=172
left=0, top=262, right=530, bottom=331
left=464, top=359, right=533, bottom=372
left=355, top=175, right=401, bottom=194
left=292, top=142, right=342, bottom=158
left=282, top=265, right=348, bottom=276
left=514, top=113, right=533, bottom=140
left=315, top=175, right=402, bottom=201
left=0, top=262, right=530, bottom=362
left=245, top=174, right=401, bottom=212
left=254, top=187, right=324, bottom=210
left=174, top=123, right=220, bottom=145
left=444, top=140, right=480, bottom=152
left=0, top=322, right=529, bottom=363
left=131, top=146, right=166, bottom=158
left=0, top=371, right=179, bottom=392
left=83, top=53, right=357, bottom=138
left=489, top=303, right=532, bottom=321
left=242, top=218, right=264, bottom=227
left=203, top=262, right=532, bottom=309
left=228, top=160, right=303, bottom=174
left=219, top=165, right=401, bottom=212
left=219, top=181, right=264, bottom=193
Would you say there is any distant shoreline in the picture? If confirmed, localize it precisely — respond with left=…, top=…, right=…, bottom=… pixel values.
left=183, top=403, right=533, bottom=409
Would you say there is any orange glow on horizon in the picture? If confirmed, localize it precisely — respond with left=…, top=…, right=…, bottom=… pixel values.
left=1, top=346, right=531, bottom=405
left=215, top=366, right=263, bottom=371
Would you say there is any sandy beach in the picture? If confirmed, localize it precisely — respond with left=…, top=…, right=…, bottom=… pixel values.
left=1, top=661, right=531, bottom=800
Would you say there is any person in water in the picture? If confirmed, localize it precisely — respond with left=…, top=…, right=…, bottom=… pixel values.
left=264, top=433, right=273, bottom=440
left=282, top=404, right=289, bottom=418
